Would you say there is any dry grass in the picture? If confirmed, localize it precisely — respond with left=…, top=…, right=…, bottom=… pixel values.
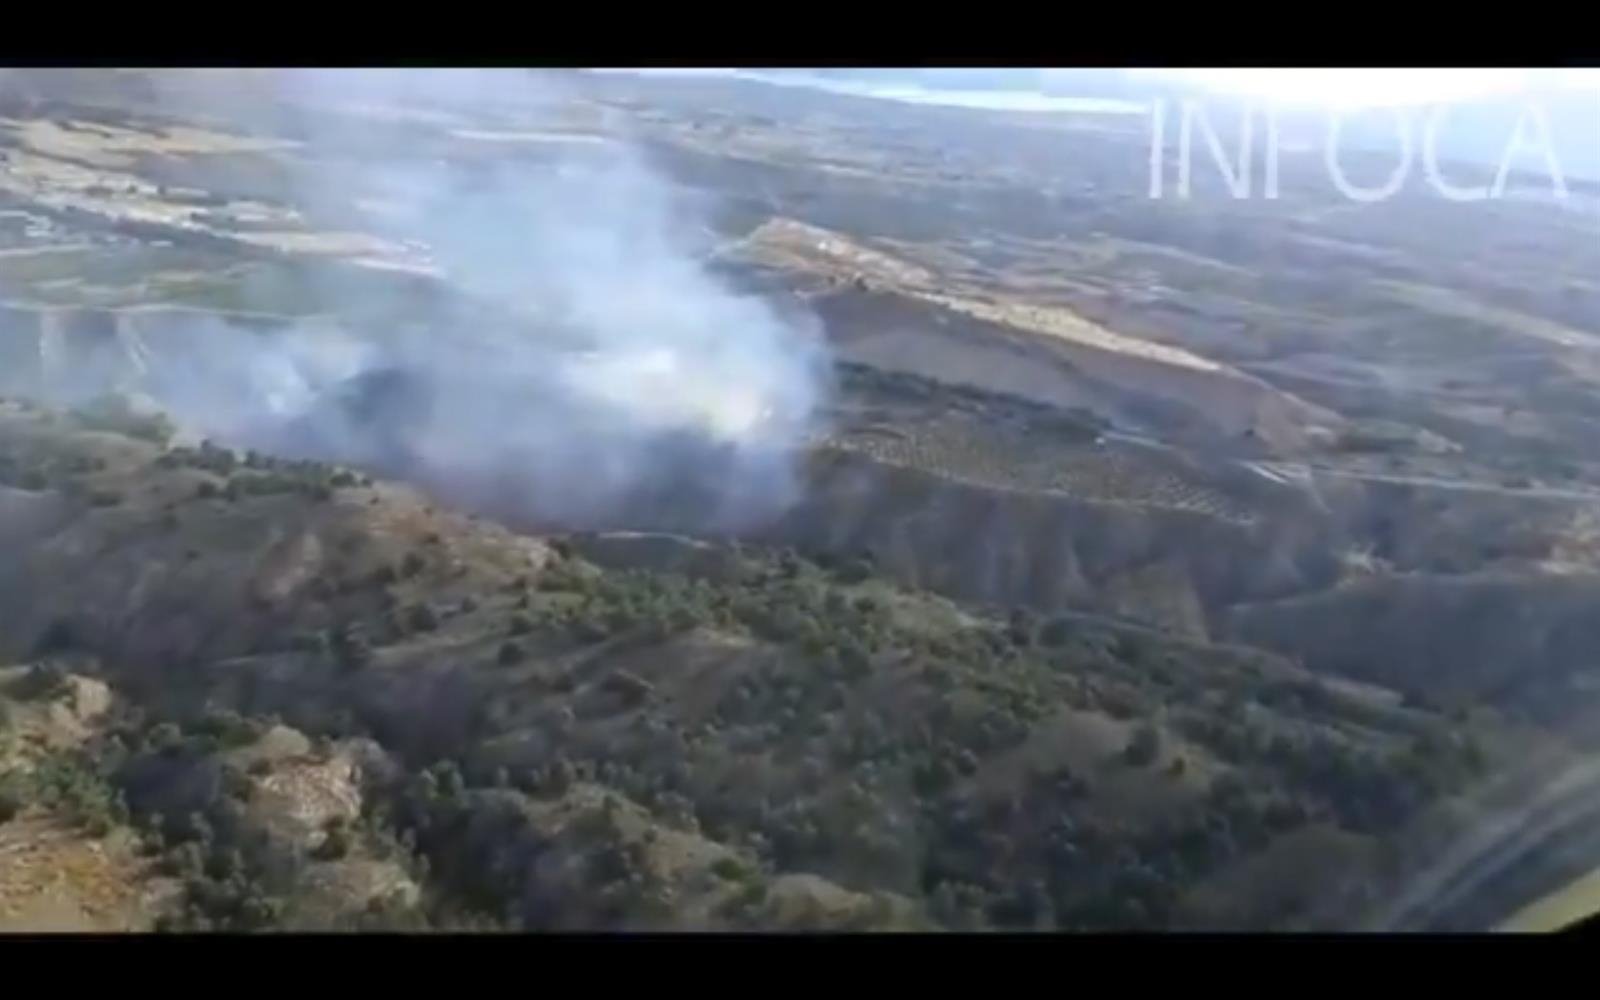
left=0, top=817, right=166, bottom=931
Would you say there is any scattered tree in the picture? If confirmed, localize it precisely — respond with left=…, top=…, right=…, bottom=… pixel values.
left=1124, top=725, right=1161, bottom=767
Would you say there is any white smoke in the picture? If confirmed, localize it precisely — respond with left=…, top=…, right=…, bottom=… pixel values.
left=57, top=68, right=830, bottom=531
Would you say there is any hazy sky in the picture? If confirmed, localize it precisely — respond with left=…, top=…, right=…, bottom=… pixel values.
left=603, top=68, right=1600, bottom=110
left=1127, top=68, right=1600, bottom=108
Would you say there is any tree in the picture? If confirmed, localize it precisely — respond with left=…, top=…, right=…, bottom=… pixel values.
left=314, top=824, right=352, bottom=861
left=430, top=760, right=466, bottom=801
left=838, top=557, right=875, bottom=585
left=1123, top=725, right=1161, bottom=767
left=406, top=603, right=439, bottom=632
left=839, top=640, right=872, bottom=679
left=1039, top=616, right=1074, bottom=648
left=497, top=641, right=526, bottom=666
left=1007, top=608, right=1037, bottom=648
left=185, top=811, right=214, bottom=848
left=330, top=624, right=372, bottom=672
left=17, top=661, right=70, bottom=700
left=0, top=777, right=26, bottom=824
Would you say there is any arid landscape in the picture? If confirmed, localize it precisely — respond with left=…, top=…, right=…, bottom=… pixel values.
left=3, top=68, right=1600, bottom=931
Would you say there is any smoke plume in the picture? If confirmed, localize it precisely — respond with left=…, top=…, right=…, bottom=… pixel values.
left=10, top=69, right=830, bottom=533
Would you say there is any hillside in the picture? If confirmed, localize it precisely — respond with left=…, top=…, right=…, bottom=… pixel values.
left=0, top=401, right=1495, bottom=930
left=1226, top=572, right=1600, bottom=721
left=6, top=67, right=1600, bottom=931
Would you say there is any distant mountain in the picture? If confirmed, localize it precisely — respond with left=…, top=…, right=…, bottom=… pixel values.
left=770, top=70, right=1600, bottom=185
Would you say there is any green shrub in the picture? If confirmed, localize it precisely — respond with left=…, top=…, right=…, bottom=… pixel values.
left=711, top=856, right=750, bottom=882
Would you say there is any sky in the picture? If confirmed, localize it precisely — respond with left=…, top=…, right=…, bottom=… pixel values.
left=594, top=68, right=1600, bottom=180
left=601, top=68, right=1600, bottom=111
left=1125, top=68, right=1600, bottom=109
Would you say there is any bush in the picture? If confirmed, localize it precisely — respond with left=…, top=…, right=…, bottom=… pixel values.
left=146, top=721, right=184, bottom=754
left=330, top=624, right=372, bottom=672
left=314, top=824, right=352, bottom=861
left=1123, top=725, right=1161, bottom=767
left=497, top=641, right=526, bottom=666
left=0, top=776, right=27, bottom=824
left=1007, top=609, right=1037, bottom=648
left=837, top=556, right=876, bottom=585
left=16, top=661, right=71, bottom=700
left=711, top=857, right=750, bottom=882
left=406, top=604, right=439, bottom=633
left=1039, top=617, right=1074, bottom=648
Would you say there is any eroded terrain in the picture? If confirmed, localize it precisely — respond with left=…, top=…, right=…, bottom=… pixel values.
left=4, top=69, right=1600, bottom=930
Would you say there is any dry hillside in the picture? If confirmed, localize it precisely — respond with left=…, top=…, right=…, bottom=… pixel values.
left=0, top=399, right=1498, bottom=930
